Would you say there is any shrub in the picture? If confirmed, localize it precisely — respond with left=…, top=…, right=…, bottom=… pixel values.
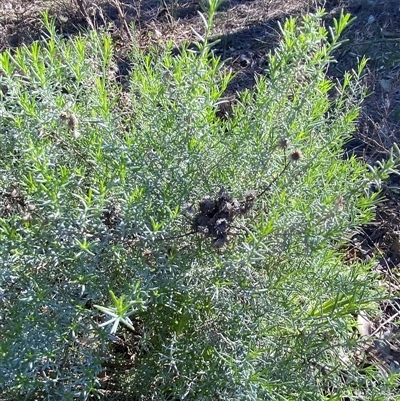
left=0, top=9, right=397, bottom=401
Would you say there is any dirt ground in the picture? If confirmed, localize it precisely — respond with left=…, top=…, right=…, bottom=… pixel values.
left=1, top=0, right=400, bottom=393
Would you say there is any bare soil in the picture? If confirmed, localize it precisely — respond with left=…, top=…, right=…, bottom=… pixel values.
left=2, top=0, right=400, bottom=395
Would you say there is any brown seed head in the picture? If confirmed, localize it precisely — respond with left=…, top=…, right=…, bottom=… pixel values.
left=290, top=150, right=303, bottom=162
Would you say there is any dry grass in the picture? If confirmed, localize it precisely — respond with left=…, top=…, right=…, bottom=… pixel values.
left=0, top=0, right=312, bottom=50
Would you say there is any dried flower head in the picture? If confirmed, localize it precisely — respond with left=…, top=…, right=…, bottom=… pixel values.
left=60, top=111, right=80, bottom=138
left=199, top=196, right=216, bottom=215
left=244, top=191, right=256, bottom=204
left=242, top=191, right=256, bottom=214
left=72, top=130, right=81, bottom=139
left=182, top=203, right=196, bottom=216
left=278, top=137, right=290, bottom=149
left=212, top=234, right=227, bottom=249
left=334, top=195, right=344, bottom=212
left=68, top=113, right=78, bottom=130
left=22, top=213, right=32, bottom=222
left=290, top=150, right=303, bottom=162
left=59, top=111, right=69, bottom=121
left=214, top=218, right=229, bottom=235
left=67, top=114, right=80, bottom=139
left=191, top=187, right=254, bottom=250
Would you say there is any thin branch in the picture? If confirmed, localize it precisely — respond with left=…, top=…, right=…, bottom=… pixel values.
left=112, top=0, right=134, bottom=42
left=155, top=231, right=196, bottom=242
left=257, top=161, right=291, bottom=198
left=74, top=0, right=96, bottom=31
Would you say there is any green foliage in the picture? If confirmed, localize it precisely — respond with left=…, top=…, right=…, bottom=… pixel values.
left=0, top=9, right=398, bottom=401
left=199, top=0, right=226, bottom=36
left=94, top=285, right=148, bottom=334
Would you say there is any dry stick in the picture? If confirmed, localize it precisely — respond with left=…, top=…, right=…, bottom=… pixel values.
left=51, top=132, right=97, bottom=167
left=228, top=221, right=253, bottom=233
left=112, top=0, right=134, bottom=42
left=343, top=38, right=400, bottom=46
left=356, top=225, right=400, bottom=296
left=161, top=0, right=175, bottom=25
left=132, top=0, right=143, bottom=30
left=156, top=231, right=196, bottom=242
left=74, top=0, right=96, bottom=31
left=369, top=310, right=400, bottom=339
left=256, top=160, right=291, bottom=199
left=252, top=153, right=295, bottom=223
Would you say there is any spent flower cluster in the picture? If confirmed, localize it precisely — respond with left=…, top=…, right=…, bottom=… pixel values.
left=191, top=188, right=255, bottom=248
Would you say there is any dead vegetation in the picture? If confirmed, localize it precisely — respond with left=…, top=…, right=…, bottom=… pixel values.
left=190, top=188, right=256, bottom=248
left=0, top=0, right=311, bottom=49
